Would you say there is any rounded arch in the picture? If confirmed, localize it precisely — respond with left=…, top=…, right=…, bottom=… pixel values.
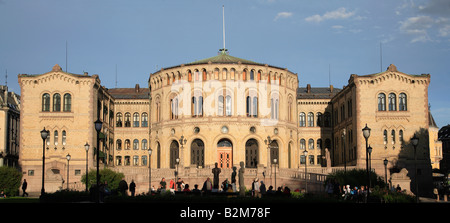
left=169, top=140, right=179, bottom=169
left=245, top=138, right=259, bottom=168
left=217, top=138, right=233, bottom=168
left=191, top=138, right=205, bottom=167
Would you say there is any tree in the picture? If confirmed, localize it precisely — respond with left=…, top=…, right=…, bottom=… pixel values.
left=0, top=166, right=22, bottom=196
left=325, top=168, right=385, bottom=189
left=81, top=168, right=124, bottom=190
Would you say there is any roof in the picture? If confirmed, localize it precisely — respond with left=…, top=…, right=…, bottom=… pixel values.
left=438, top=125, right=450, bottom=141
left=108, top=84, right=149, bottom=100
left=152, top=49, right=291, bottom=74
left=297, top=85, right=341, bottom=99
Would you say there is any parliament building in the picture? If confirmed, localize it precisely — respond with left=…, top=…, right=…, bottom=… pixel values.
left=17, top=49, right=435, bottom=195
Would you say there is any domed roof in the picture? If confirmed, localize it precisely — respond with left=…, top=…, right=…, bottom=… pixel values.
left=187, top=49, right=263, bottom=66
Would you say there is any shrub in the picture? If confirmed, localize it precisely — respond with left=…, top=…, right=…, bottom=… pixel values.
left=325, top=168, right=386, bottom=189
left=80, top=168, right=124, bottom=190
left=0, top=166, right=22, bottom=196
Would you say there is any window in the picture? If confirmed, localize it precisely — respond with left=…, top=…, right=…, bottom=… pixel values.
left=133, top=156, right=139, bottom=166
left=63, top=93, right=71, bottom=112
left=250, top=70, right=255, bottom=81
left=133, top=113, right=139, bottom=127
left=378, top=93, right=386, bottom=111
left=170, top=95, right=179, bottom=120
left=388, top=93, right=396, bottom=111
left=133, top=139, right=139, bottom=150
left=316, top=112, right=323, bottom=127
left=116, top=113, right=123, bottom=127
left=383, top=130, right=388, bottom=145
left=124, top=113, right=131, bottom=127
left=125, top=139, right=130, bottom=150
left=308, top=139, right=314, bottom=150
left=324, top=112, right=331, bottom=127
left=308, top=112, right=314, bottom=127
left=53, top=93, right=61, bottom=112
left=300, top=139, right=306, bottom=150
left=188, top=70, right=192, bottom=82
left=191, top=93, right=203, bottom=117
left=227, top=95, right=233, bottom=116
left=246, top=93, right=258, bottom=117
left=116, top=156, right=122, bottom=166
left=142, top=139, right=148, bottom=150
left=391, top=130, right=396, bottom=145
left=62, top=130, right=66, bottom=146
left=399, top=93, right=407, bottom=111
left=54, top=130, right=58, bottom=146
left=399, top=130, right=404, bottom=145
left=42, top=93, right=50, bottom=111
left=299, top=113, right=306, bottom=127
left=116, top=139, right=122, bottom=150
left=141, top=113, right=148, bottom=127
left=219, top=95, right=224, bottom=116
left=142, top=156, right=148, bottom=166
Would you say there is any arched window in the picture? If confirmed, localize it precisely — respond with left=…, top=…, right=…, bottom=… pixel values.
left=245, top=139, right=258, bottom=168
left=42, top=93, right=50, bottom=111
left=399, top=130, right=404, bottom=145
left=378, top=93, right=386, bottom=111
left=388, top=93, right=396, bottom=111
left=299, top=113, right=306, bottom=127
left=142, top=139, right=148, bottom=150
left=133, top=139, right=139, bottom=150
left=191, top=92, right=203, bottom=117
left=316, top=112, right=323, bottom=127
left=53, top=93, right=61, bottom=112
left=188, top=70, right=192, bottom=82
left=124, top=113, right=131, bottom=127
left=300, top=139, right=306, bottom=150
left=116, top=139, right=122, bottom=150
left=391, top=130, right=396, bottom=145
left=116, top=113, right=123, bottom=127
left=218, top=95, right=224, bottom=116
left=54, top=130, right=58, bottom=146
left=62, top=130, right=66, bottom=146
left=308, top=112, right=314, bottom=127
left=133, top=113, right=140, bottom=127
left=170, top=95, right=179, bottom=120
left=191, top=139, right=205, bottom=167
left=250, top=70, right=255, bottom=81
left=125, top=139, right=130, bottom=150
left=63, top=93, right=71, bottom=112
left=399, top=93, right=407, bottom=111
left=324, top=112, right=331, bottom=127
left=141, top=155, right=148, bottom=166
left=383, top=130, right=388, bottom=145
left=230, top=68, right=235, bottom=80
left=308, top=139, right=314, bottom=150
left=141, top=113, right=148, bottom=127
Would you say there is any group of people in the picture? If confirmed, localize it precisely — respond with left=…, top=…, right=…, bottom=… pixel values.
left=251, top=177, right=292, bottom=198
left=325, top=180, right=370, bottom=202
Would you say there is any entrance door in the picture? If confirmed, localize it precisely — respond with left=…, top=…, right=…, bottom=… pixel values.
left=217, top=139, right=232, bottom=169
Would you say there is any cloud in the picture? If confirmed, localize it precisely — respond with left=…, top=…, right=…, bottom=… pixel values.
left=418, top=0, right=450, bottom=17
left=305, top=7, right=356, bottom=23
left=274, top=12, right=293, bottom=21
left=399, top=16, right=434, bottom=42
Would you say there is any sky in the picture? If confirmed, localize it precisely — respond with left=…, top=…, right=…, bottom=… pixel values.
left=0, top=0, right=449, bottom=127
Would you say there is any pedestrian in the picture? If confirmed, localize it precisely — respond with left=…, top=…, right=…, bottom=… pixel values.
left=118, top=179, right=128, bottom=196
left=192, top=184, right=201, bottom=195
left=434, top=187, right=439, bottom=202
left=176, top=178, right=183, bottom=192
left=22, top=179, right=28, bottom=197
left=253, top=178, right=261, bottom=198
left=202, top=177, right=212, bottom=195
left=0, top=190, right=5, bottom=198
left=129, top=180, right=136, bottom=196
left=160, top=177, right=167, bottom=192
left=260, top=180, right=266, bottom=196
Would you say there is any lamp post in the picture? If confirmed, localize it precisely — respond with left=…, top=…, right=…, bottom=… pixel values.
left=40, top=128, right=49, bottom=197
left=411, top=134, right=419, bottom=203
left=148, top=148, right=153, bottom=194
left=66, top=154, right=71, bottom=190
left=175, top=157, right=180, bottom=189
left=273, top=158, right=277, bottom=189
left=383, top=158, right=388, bottom=189
left=94, top=119, right=103, bottom=203
left=362, top=124, right=371, bottom=202
left=368, top=145, right=373, bottom=193
left=342, top=129, right=346, bottom=172
left=303, top=150, right=308, bottom=193
left=84, top=143, right=90, bottom=192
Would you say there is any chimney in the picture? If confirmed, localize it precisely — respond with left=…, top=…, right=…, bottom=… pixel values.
left=330, top=85, right=334, bottom=93
left=135, top=84, right=140, bottom=93
left=306, top=84, right=311, bottom=93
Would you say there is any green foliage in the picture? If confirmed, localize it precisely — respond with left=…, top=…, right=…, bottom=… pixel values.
left=0, top=166, right=22, bottom=196
left=80, top=168, right=124, bottom=190
left=40, top=190, right=89, bottom=203
left=325, top=168, right=386, bottom=188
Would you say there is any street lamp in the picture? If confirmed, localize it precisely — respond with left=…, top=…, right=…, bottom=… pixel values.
left=362, top=124, right=371, bottom=202
left=342, top=129, right=346, bottom=172
left=84, top=143, right=90, bottom=192
left=368, top=145, right=373, bottom=194
left=303, top=150, right=308, bottom=193
left=273, top=158, right=277, bottom=189
left=66, top=154, right=71, bottom=190
left=411, top=134, right=419, bottom=203
left=383, top=158, right=388, bottom=189
left=175, top=157, right=180, bottom=189
left=94, top=119, right=103, bottom=203
left=148, top=148, right=153, bottom=194
left=40, top=128, right=50, bottom=197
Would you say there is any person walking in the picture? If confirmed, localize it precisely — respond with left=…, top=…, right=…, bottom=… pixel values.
left=253, top=178, right=261, bottom=198
left=129, top=180, right=136, bottom=197
left=22, top=179, right=28, bottom=197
